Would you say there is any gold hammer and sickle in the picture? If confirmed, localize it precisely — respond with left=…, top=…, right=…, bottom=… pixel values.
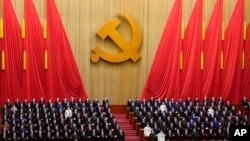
left=91, top=12, right=142, bottom=63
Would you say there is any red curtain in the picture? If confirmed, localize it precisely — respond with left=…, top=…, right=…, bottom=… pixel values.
left=220, top=0, right=244, bottom=103
left=0, top=22, right=2, bottom=102
left=241, top=23, right=250, bottom=97
left=140, top=0, right=182, bottom=101
left=24, top=0, right=46, bottom=101
left=0, top=0, right=24, bottom=105
left=202, top=0, right=222, bottom=99
left=0, top=18, right=2, bottom=105
left=46, top=0, right=87, bottom=101
left=181, top=0, right=203, bottom=100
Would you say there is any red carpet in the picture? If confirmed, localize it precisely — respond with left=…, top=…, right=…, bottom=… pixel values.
left=114, top=114, right=140, bottom=141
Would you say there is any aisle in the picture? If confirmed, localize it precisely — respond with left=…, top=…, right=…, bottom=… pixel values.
left=114, top=113, right=140, bottom=141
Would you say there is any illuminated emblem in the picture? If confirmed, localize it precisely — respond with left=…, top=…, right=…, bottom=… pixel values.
left=91, top=12, right=142, bottom=63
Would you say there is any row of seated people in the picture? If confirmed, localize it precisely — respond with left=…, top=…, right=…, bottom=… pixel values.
left=129, top=96, right=250, bottom=111
left=145, top=126, right=228, bottom=141
left=127, top=96, right=249, bottom=140
left=1, top=97, right=125, bottom=141
left=2, top=97, right=110, bottom=125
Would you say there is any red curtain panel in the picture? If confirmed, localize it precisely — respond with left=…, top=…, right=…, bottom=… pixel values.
left=202, top=0, right=223, bottom=99
left=220, top=0, right=244, bottom=103
left=241, top=23, right=250, bottom=97
left=46, top=0, right=88, bottom=101
left=181, top=0, right=203, bottom=100
left=0, top=0, right=24, bottom=105
left=24, top=0, right=46, bottom=101
left=140, top=0, right=182, bottom=101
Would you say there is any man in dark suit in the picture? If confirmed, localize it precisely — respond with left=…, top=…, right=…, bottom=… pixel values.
left=5, top=99, right=12, bottom=109
left=18, top=114, right=25, bottom=125
left=149, top=130, right=157, bottom=141
left=242, top=96, right=248, bottom=107
left=210, top=96, right=217, bottom=106
left=30, top=98, right=36, bottom=110
left=207, top=128, right=215, bottom=140
left=127, top=97, right=133, bottom=108
left=183, top=128, right=191, bottom=140
left=107, top=130, right=114, bottom=141
left=218, top=96, right=224, bottom=106
left=199, top=128, right=208, bottom=140
left=47, top=99, right=54, bottom=112
left=37, top=128, right=43, bottom=140
left=14, top=98, right=21, bottom=109
left=11, top=131, right=18, bottom=141
left=63, top=131, right=69, bottom=140
left=215, top=128, right=225, bottom=140
left=193, top=97, right=199, bottom=106
left=46, top=125, right=52, bottom=139
left=93, top=98, right=99, bottom=108
left=39, top=97, right=45, bottom=108
left=185, top=97, right=192, bottom=106
left=134, top=97, right=140, bottom=108
left=202, top=96, right=208, bottom=106
left=129, top=102, right=135, bottom=113
left=55, top=131, right=61, bottom=141
left=62, top=98, right=68, bottom=109
left=149, top=97, right=154, bottom=107
left=69, top=97, right=75, bottom=108
left=2, top=127, right=9, bottom=141
left=247, top=102, right=250, bottom=111
left=85, top=97, right=91, bottom=108
left=90, top=129, right=99, bottom=141
left=79, top=129, right=87, bottom=140
left=23, top=98, right=29, bottom=110
left=54, top=97, right=60, bottom=106
left=72, top=131, right=78, bottom=141
left=156, top=98, right=162, bottom=107
left=2, top=104, right=8, bottom=116
left=191, top=128, right=198, bottom=140
left=99, top=128, right=108, bottom=141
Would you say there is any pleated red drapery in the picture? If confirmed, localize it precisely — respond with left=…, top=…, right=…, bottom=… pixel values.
left=24, top=0, right=47, bottom=101
left=202, top=0, right=223, bottom=98
left=181, top=0, right=203, bottom=100
left=46, top=0, right=87, bottom=101
left=140, top=0, right=182, bottom=101
left=141, top=0, right=249, bottom=104
left=241, top=23, right=250, bottom=97
left=220, top=0, right=244, bottom=103
left=0, top=0, right=24, bottom=105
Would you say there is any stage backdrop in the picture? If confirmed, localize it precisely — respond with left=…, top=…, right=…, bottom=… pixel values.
left=0, top=0, right=250, bottom=104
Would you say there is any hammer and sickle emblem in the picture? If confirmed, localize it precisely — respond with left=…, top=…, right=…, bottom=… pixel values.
left=91, top=12, right=142, bottom=63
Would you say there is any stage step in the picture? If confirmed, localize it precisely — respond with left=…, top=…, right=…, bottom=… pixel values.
left=114, top=113, right=140, bottom=141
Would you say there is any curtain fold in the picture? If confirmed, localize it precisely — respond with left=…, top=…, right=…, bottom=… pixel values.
left=25, top=0, right=46, bottom=101
left=202, top=0, right=222, bottom=99
left=241, top=23, right=250, bottom=97
left=140, top=0, right=182, bottom=101
left=220, top=0, right=244, bottom=103
left=46, top=0, right=87, bottom=101
left=0, top=0, right=24, bottom=105
left=181, top=0, right=203, bottom=100
left=0, top=22, right=2, bottom=102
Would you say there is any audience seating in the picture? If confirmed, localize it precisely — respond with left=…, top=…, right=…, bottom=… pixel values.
left=128, top=96, right=250, bottom=141
left=1, top=97, right=124, bottom=141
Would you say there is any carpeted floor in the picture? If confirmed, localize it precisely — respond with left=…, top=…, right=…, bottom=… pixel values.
left=114, top=114, right=140, bottom=141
